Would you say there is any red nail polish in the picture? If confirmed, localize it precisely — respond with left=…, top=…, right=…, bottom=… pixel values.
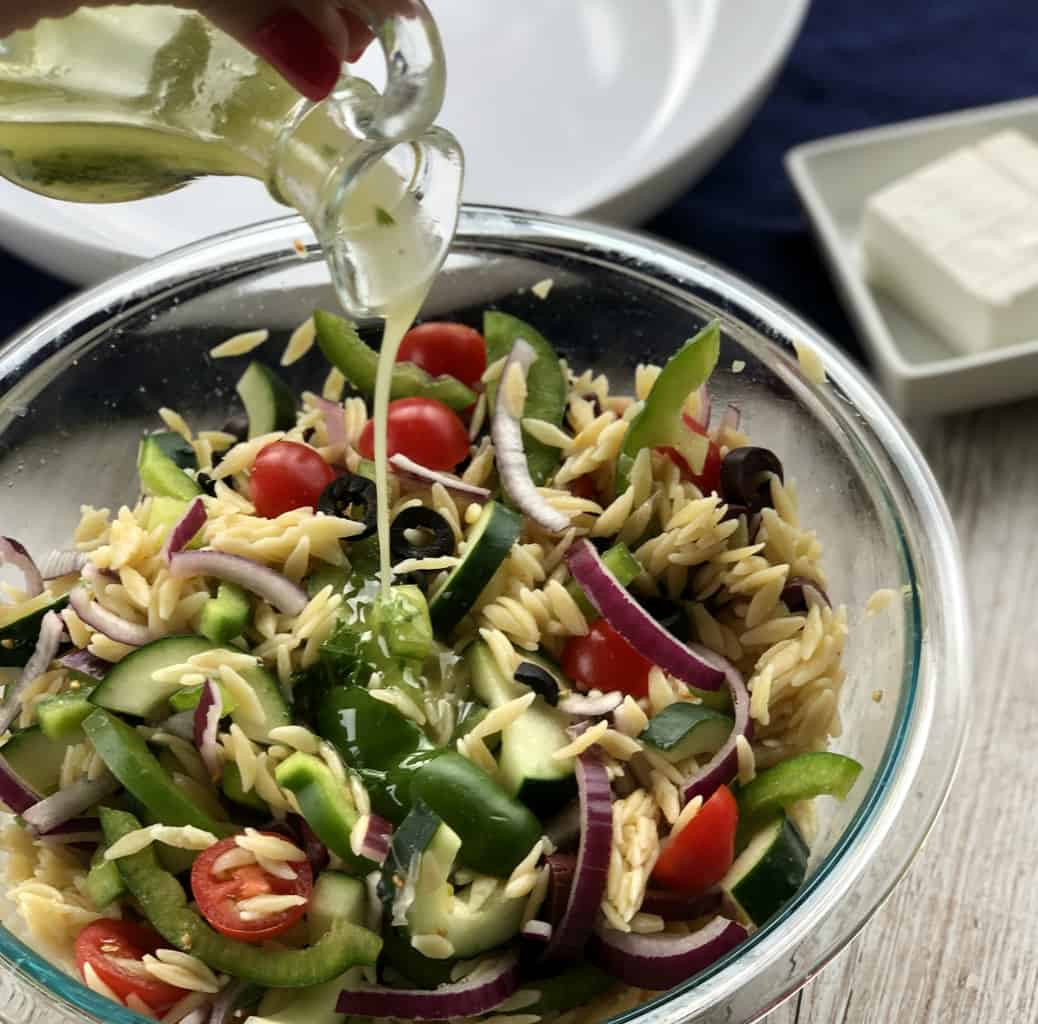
left=250, top=9, right=342, bottom=102
left=339, top=10, right=376, bottom=63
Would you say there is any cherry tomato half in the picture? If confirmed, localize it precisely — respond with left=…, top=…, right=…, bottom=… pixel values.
left=561, top=619, right=654, bottom=699
left=661, top=415, right=722, bottom=495
left=191, top=834, right=313, bottom=944
left=357, top=397, right=470, bottom=472
left=652, top=784, right=738, bottom=894
left=396, top=322, right=487, bottom=389
left=251, top=440, right=335, bottom=519
left=76, top=919, right=188, bottom=1013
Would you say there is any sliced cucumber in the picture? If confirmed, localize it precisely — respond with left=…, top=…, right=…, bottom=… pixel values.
left=468, top=641, right=575, bottom=814
left=138, top=434, right=201, bottom=500
left=639, top=703, right=734, bottom=764
left=429, top=501, right=521, bottom=635
left=146, top=496, right=203, bottom=548
left=36, top=689, right=96, bottom=740
left=484, top=312, right=567, bottom=485
left=91, top=636, right=290, bottom=741
left=147, top=432, right=197, bottom=471
left=0, top=727, right=81, bottom=796
left=252, top=873, right=367, bottom=1023
left=236, top=361, right=297, bottom=438
left=389, top=806, right=524, bottom=960
left=721, top=815, right=808, bottom=927
left=91, top=635, right=210, bottom=717
left=308, top=872, right=367, bottom=945
left=0, top=590, right=69, bottom=650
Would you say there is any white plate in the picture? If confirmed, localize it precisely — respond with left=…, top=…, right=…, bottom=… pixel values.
left=0, top=0, right=808, bottom=285
left=786, top=97, right=1038, bottom=417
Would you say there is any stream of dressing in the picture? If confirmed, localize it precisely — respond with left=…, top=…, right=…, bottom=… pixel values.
left=371, top=292, right=427, bottom=593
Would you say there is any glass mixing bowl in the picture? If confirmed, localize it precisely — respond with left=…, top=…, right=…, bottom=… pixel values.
left=0, top=206, right=968, bottom=1024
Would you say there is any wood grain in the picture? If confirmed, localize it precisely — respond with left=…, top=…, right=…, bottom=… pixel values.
left=768, top=397, right=1038, bottom=1024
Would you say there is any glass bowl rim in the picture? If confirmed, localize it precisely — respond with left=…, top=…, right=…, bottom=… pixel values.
left=0, top=204, right=970, bottom=1024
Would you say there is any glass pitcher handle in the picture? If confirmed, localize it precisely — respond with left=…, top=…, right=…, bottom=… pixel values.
left=336, top=0, right=448, bottom=143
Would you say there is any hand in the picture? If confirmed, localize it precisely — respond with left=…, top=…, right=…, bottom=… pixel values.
left=0, top=1, right=377, bottom=102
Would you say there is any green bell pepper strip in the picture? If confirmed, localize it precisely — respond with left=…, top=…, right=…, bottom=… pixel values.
left=483, top=311, right=568, bottom=486
left=615, top=320, right=721, bottom=496
left=99, top=808, right=382, bottom=987
left=313, top=310, right=477, bottom=412
left=736, top=751, right=863, bottom=843
left=83, top=710, right=233, bottom=836
left=274, top=752, right=372, bottom=871
left=409, top=751, right=542, bottom=876
left=318, top=686, right=429, bottom=772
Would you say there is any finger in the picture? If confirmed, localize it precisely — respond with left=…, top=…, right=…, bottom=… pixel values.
left=193, top=1, right=342, bottom=101
left=339, top=9, right=376, bottom=62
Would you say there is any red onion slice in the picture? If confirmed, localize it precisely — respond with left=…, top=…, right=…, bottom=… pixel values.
left=0, top=537, right=43, bottom=598
left=69, top=586, right=153, bottom=648
left=291, top=815, right=331, bottom=877
left=591, top=915, right=748, bottom=990
left=314, top=396, right=348, bottom=453
left=687, top=384, right=712, bottom=431
left=0, top=753, right=42, bottom=814
left=40, top=548, right=87, bottom=581
left=544, top=803, right=581, bottom=852
left=351, top=813, right=394, bottom=865
left=390, top=454, right=491, bottom=503
left=566, top=540, right=724, bottom=690
left=169, top=551, right=307, bottom=616
left=336, top=949, right=520, bottom=1020
left=545, top=852, right=577, bottom=927
left=0, top=610, right=64, bottom=734
left=542, top=751, right=613, bottom=963
left=681, top=650, right=752, bottom=805
left=640, top=887, right=724, bottom=921
left=558, top=691, right=624, bottom=718
left=161, top=497, right=207, bottom=563
left=781, top=576, right=831, bottom=612
left=59, top=649, right=113, bottom=681
left=716, top=403, right=741, bottom=437
left=23, top=775, right=120, bottom=834
left=521, top=920, right=553, bottom=943
left=36, top=817, right=105, bottom=846
left=208, top=979, right=256, bottom=1024
left=194, top=679, right=224, bottom=780
left=491, top=339, right=570, bottom=534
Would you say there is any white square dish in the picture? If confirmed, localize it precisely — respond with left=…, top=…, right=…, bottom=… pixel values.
left=786, top=96, right=1038, bottom=415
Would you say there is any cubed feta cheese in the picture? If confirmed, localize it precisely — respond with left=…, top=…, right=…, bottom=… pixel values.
left=862, top=130, right=1038, bottom=355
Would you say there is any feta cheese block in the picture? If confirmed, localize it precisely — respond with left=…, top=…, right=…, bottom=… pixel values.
left=863, top=130, right=1038, bottom=355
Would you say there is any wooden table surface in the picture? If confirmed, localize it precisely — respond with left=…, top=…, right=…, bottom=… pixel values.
left=766, top=396, right=1038, bottom=1024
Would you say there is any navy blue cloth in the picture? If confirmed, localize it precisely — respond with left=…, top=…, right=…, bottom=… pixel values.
left=3, top=0, right=1037, bottom=358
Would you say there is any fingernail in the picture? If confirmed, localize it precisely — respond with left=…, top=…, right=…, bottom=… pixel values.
left=250, top=9, right=342, bottom=102
left=339, top=10, right=376, bottom=63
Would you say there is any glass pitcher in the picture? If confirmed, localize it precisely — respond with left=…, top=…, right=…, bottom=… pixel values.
left=0, top=2, right=464, bottom=316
